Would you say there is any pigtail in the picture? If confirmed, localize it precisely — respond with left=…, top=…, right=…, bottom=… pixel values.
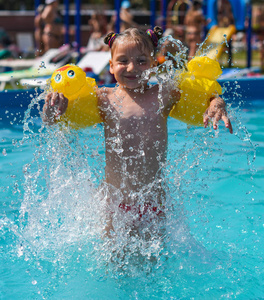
left=146, top=26, right=163, bottom=47
left=153, top=26, right=163, bottom=41
left=104, top=32, right=118, bottom=48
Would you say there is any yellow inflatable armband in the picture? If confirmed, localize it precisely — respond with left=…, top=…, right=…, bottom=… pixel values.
left=170, top=56, right=222, bottom=126
left=50, top=64, right=102, bottom=128
left=50, top=57, right=222, bottom=128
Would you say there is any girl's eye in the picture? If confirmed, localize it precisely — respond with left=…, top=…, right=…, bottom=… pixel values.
left=54, top=73, right=62, bottom=83
left=67, top=70, right=75, bottom=78
left=138, top=59, right=147, bottom=65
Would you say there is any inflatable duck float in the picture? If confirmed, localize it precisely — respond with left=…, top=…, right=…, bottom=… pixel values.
left=50, top=56, right=222, bottom=128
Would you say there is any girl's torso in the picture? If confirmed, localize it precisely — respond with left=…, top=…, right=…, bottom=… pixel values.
left=97, top=85, right=173, bottom=204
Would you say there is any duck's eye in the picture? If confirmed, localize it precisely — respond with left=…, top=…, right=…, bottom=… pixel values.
left=54, top=73, right=62, bottom=83
left=67, top=70, right=75, bottom=78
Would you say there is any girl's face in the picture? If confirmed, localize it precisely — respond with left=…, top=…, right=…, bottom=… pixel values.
left=109, top=41, right=156, bottom=90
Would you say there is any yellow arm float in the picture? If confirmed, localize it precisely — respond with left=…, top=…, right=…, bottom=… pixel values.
left=50, top=57, right=222, bottom=128
left=169, top=56, right=222, bottom=126
left=50, top=64, right=102, bottom=128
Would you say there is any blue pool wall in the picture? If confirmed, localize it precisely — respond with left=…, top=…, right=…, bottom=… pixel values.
left=0, top=89, right=41, bottom=126
left=218, top=77, right=264, bottom=101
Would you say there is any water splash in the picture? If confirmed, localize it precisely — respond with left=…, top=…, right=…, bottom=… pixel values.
left=0, top=35, right=261, bottom=299
left=12, top=83, right=207, bottom=282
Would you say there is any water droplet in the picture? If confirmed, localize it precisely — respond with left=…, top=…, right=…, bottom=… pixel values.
left=140, top=150, right=145, bottom=156
left=39, top=61, right=46, bottom=69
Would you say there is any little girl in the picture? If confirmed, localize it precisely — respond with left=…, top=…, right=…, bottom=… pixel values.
left=43, top=26, right=233, bottom=232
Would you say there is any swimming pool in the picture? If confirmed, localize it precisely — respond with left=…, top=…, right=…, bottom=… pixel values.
left=0, top=83, right=264, bottom=299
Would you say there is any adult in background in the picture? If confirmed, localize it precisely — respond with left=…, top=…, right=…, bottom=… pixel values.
left=119, top=1, right=138, bottom=32
left=34, top=4, right=45, bottom=56
left=217, top=0, right=234, bottom=28
left=217, top=0, right=235, bottom=67
left=86, top=12, right=108, bottom=52
left=184, top=0, right=207, bottom=59
left=41, top=0, right=64, bottom=53
left=107, top=1, right=139, bottom=34
left=0, top=27, right=12, bottom=59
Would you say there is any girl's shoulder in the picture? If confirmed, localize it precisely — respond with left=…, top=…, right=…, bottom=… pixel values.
left=97, top=86, right=114, bottom=98
left=96, top=86, right=117, bottom=108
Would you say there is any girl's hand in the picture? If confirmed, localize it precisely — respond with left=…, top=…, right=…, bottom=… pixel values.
left=203, top=97, right=233, bottom=134
left=42, top=92, right=68, bottom=125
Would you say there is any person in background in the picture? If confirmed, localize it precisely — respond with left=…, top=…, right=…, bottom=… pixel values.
left=184, top=0, right=207, bottom=59
left=119, top=0, right=138, bottom=32
left=156, top=27, right=186, bottom=66
left=106, top=0, right=139, bottom=36
left=217, top=0, right=235, bottom=28
left=85, top=12, right=108, bottom=52
left=216, top=0, right=235, bottom=66
left=41, top=0, right=64, bottom=53
left=167, top=0, right=192, bottom=43
left=34, top=4, right=45, bottom=56
left=0, top=27, right=12, bottom=59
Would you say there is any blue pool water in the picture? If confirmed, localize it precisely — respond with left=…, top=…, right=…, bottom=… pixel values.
left=0, top=87, right=264, bottom=299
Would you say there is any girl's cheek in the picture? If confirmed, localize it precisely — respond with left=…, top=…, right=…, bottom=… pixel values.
left=117, top=65, right=126, bottom=71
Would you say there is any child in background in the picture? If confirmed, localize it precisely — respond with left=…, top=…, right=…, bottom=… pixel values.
left=43, top=26, right=233, bottom=234
left=184, top=0, right=208, bottom=60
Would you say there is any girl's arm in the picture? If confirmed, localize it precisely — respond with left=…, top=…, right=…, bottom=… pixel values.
left=162, top=82, right=181, bottom=116
left=95, top=86, right=109, bottom=123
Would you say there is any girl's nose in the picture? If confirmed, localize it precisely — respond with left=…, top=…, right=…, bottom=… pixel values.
left=127, top=61, right=136, bottom=72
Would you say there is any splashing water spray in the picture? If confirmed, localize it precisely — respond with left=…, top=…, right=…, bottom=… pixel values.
left=6, top=34, right=257, bottom=298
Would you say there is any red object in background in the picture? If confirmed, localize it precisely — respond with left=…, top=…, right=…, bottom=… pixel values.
left=83, top=67, right=93, bottom=73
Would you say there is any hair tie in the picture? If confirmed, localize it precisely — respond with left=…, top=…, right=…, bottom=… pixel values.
left=146, top=29, right=158, bottom=47
left=108, top=33, right=118, bottom=48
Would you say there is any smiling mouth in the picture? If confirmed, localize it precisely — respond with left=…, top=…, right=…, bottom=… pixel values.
left=125, top=75, right=138, bottom=80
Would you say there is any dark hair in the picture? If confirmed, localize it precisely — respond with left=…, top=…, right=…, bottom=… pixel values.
left=193, top=0, right=202, bottom=7
left=104, top=26, right=163, bottom=55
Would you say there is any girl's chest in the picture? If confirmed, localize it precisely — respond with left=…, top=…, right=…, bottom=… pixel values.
left=106, top=96, right=166, bottom=120
left=105, top=104, right=167, bottom=139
